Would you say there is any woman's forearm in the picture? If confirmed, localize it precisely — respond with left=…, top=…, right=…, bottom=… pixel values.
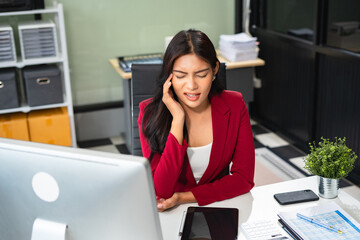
left=178, top=191, right=196, bottom=204
left=170, top=118, right=184, bottom=145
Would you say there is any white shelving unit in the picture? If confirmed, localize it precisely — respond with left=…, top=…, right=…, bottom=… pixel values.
left=0, top=3, right=76, bottom=147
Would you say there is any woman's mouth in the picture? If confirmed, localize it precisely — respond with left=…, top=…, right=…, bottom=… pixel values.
left=184, top=93, right=200, bottom=101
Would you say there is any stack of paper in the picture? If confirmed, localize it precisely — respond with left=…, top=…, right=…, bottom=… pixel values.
left=278, top=202, right=360, bottom=240
left=219, top=33, right=258, bottom=62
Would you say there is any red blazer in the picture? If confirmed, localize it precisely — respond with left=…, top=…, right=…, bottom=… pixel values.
left=138, top=90, right=255, bottom=206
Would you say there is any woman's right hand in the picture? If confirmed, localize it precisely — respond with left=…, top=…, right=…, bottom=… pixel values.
left=162, top=74, right=185, bottom=121
left=162, top=74, right=185, bottom=144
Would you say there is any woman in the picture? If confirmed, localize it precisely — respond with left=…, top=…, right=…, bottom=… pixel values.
left=138, top=29, right=255, bottom=212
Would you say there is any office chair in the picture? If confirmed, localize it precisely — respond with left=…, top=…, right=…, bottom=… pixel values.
left=130, top=63, right=226, bottom=156
left=130, top=64, right=162, bottom=156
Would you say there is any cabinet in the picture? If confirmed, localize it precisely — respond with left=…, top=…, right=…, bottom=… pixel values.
left=0, top=3, right=76, bottom=146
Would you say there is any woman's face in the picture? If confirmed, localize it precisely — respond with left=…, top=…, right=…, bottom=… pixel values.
left=171, top=53, right=218, bottom=112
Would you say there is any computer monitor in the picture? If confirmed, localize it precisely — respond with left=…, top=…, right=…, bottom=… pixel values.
left=0, top=138, right=163, bottom=240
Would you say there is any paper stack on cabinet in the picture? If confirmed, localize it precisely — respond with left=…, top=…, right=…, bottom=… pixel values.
left=219, top=33, right=258, bottom=62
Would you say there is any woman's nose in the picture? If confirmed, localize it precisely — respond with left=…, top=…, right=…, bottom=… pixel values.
left=186, top=76, right=198, bottom=90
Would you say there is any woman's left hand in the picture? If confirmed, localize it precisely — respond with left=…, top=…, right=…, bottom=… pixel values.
left=157, top=193, right=180, bottom=212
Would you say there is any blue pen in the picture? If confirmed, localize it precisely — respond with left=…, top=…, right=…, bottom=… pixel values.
left=296, top=213, right=343, bottom=234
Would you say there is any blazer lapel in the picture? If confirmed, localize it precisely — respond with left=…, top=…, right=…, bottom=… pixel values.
left=198, top=94, right=230, bottom=184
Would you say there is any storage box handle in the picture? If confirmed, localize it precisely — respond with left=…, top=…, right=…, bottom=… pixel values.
left=0, top=81, right=3, bottom=89
left=37, top=78, right=51, bottom=85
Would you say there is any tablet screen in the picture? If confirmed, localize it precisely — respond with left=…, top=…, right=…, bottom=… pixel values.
left=181, top=207, right=238, bottom=240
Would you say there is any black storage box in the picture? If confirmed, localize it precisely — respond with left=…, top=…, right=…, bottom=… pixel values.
left=22, top=65, right=63, bottom=107
left=0, top=68, right=19, bottom=110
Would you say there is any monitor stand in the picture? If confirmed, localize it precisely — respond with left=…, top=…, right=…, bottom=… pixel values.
left=31, top=218, right=67, bottom=240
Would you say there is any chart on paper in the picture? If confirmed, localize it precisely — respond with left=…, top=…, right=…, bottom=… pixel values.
left=289, top=210, right=360, bottom=240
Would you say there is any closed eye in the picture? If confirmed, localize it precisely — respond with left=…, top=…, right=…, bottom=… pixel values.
left=175, top=75, right=186, bottom=79
left=196, top=73, right=208, bottom=78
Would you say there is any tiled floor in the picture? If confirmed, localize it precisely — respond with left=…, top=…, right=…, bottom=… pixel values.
left=77, top=136, right=130, bottom=154
left=77, top=120, right=353, bottom=188
left=251, top=120, right=309, bottom=186
left=251, top=120, right=352, bottom=188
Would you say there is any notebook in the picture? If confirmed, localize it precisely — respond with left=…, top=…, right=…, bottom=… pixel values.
left=278, top=202, right=360, bottom=240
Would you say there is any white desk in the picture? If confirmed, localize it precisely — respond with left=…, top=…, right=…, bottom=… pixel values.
left=159, top=176, right=360, bottom=240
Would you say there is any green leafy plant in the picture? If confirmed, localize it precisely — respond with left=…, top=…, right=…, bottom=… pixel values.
left=304, top=137, right=357, bottom=179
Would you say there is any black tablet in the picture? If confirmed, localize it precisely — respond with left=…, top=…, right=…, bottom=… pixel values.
left=180, top=207, right=238, bottom=240
left=274, top=189, right=319, bottom=205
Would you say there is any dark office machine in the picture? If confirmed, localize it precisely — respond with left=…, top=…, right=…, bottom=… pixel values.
left=0, top=0, right=44, bottom=12
left=287, top=28, right=314, bottom=41
left=118, top=53, right=163, bottom=72
left=327, top=21, right=360, bottom=52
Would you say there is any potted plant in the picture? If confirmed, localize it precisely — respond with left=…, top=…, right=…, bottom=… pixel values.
left=304, top=137, right=358, bottom=198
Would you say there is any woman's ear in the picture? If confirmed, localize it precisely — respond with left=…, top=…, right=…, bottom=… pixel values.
left=213, top=61, right=220, bottom=76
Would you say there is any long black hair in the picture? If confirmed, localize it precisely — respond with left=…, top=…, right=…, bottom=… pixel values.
left=141, top=29, right=224, bottom=159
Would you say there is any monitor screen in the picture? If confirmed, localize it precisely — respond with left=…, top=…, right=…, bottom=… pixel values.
left=0, top=138, right=163, bottom=240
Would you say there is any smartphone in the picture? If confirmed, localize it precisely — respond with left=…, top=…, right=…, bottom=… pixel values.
left=180, top=207, right=238, bottom=240
left=274, top=189, right=319, bottom=205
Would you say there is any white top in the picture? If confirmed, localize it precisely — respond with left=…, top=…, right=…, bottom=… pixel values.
left=187, top=142, right=212, bottom=184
